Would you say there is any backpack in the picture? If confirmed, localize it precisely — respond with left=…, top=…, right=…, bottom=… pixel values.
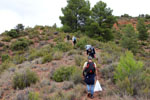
left=83, top=62, right=95, bottom=76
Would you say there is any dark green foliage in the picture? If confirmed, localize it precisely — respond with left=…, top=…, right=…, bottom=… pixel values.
left=13, top=69, right=39, bottom=89
left=121, top=14, right=131, bottom=18
left=60, top=0, right=91, bottom=32
left=137, top=18, right=148, bottom=40
left=1, top=54, right=10, bottom=62
left=52, top=66, right=78, bottom=82
left=121, top=24, right=139, bottom=53
left=6, top=29, right=19, bottom=38
left=16, top=24, right=24, bottom=32
left=87, top=1, right=116, bottom=41
left=11, top=38, right=33, bottom=51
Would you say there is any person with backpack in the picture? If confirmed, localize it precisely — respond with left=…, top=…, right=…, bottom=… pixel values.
left=72, top=36, right=77, bottom=46
left=85, top=44, right=92, bottom=55
left=66, top=34, right=70, bottom=41
left=86, top=46, right=96, bottom=58
left=83, top=56, right=98, bottom=99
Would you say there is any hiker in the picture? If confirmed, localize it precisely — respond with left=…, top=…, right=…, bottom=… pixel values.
left=85, top=45, right=92, bottom=55
left=86, top=45, right=96, bottom=58
left=66, top=34, right=70, bottom=41
left=72, top=36, right=77, bottom=46
left=83, top=56, right=98, bottom=99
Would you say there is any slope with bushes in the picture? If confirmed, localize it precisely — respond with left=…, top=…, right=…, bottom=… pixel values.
left=0, top=24, right=150, bottom=100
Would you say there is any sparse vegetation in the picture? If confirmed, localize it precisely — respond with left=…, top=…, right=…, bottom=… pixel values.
left=13, top=69, right=39, bottom=89
left=52, top=66, right=79, bottom=82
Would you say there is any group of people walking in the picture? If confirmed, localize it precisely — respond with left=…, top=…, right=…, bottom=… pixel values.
left=66, top=34, right=99, bottom=99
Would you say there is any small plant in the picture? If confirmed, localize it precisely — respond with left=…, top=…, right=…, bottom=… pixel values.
left=2, top=36, right=11, bottom=42
left=52, top=66, right=78, bottom=82
left=13, top=69, right=39, bottom=89
left=13, top=54, right=26, bottom=64
left=54, top=42, right=72, bottom=52
left=6, top=29, right=19, bottom=38
left=1, top=54, right=10, bottom=62
left=28, top=92, right=40, bottom=100
left=74, top=55, right=86, bottom=66
left=11, top=38, right=33, bottom=51
left=53, top=51, right=63, bottom=60
left=42, top=53, right=53, bottom=63
left=0, top=61, right=15, bottom=74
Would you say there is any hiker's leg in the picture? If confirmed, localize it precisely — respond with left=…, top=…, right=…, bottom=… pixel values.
left=86, top=84, right=90, bottom=93
left=90, top=84, right=94, bottom=96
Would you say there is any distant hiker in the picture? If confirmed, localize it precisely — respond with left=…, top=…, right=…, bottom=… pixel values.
left=83, top=56, right=97, bottom=99
left=72, top=36, right=77, bottom=46
left=85, top=44, right=92, bottom=55
left=66, top=34, right=70, bottom=41
left=86, top=45, right=96, bottom=58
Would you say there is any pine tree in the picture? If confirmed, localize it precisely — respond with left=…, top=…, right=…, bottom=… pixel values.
left=59, top=0, right=91, bottom=32
left=87, top=1, right=116, bottom=41
left=137, top=18, right=148, bottom=41
left=121, top=24, right=139, bottom=53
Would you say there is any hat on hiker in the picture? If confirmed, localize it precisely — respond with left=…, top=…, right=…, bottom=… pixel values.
left=88, top=56, right=92, bottom=60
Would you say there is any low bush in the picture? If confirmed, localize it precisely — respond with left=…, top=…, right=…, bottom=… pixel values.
left=74, top=55, right=86, bottom=66
left=53, top=51, right=63, bottom=60
left=6, top=29, right=19, bottom=38
left=114, top=51, right=150, bottom=96
left=62, top=81, right=74, bottom=90
left=13, top=69, right=39, bottom=89
left=1, top=54, right=10, bottom=62
left=0, top=61, right=15, bottom=74
left=70, top=69, right=83, bottom=84
left=2, top=36, right=11, bottom=42
left=13, top=54, right=26, bottom=64
left=11, top=38, right=33, bottom=51
left=54, top=42, right=72, bottom=52
left=28, top=92, right=40, bottom=100
left=52, top=66, right=79, bottom=82
left=42, top=53, right=53, bottom=63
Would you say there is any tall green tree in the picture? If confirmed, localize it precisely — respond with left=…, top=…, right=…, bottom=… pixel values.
left=137, top=18, right=148, bottom=41
left=87, top=1, right=116, bottom=41
left=16, top=24, right=24, bottom=32
left=60, top=0, right=91, bottom=32
left=121, top=24, right=139, bottom=53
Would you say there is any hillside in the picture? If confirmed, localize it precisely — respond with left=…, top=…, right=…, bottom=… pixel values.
left=0, top=25, right=150, bottom=100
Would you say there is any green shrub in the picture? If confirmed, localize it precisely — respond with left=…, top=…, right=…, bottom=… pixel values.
left=42, top=53, right=53, bottom=63
left=28, top=48, right=43, bottom=60
left=121, top=24, right=139, bottom=53
left=52, top=66, right=78, bottom=82
left=13, top=69, right=39, bottom=89
left=53, top=51, right=63, bottom=60
left=70, top=69, right=83, bottom=84
left=28, top=92, right=40, bottom=100
left=74, top=55, right=86, bottom=66
left=1, top=54, right=10, bottom=62
left=6, top=29, right=19, bottom=38
left=2, top=36, right=12, bottom=42
left=114, top=51, right=150, bottom=96
left=0, top=61, right=15, bottom=74
left=11, top=38, right=32, bottom=51
left=13, top=54, right=26, bottom=64
left=54, top=42, right=72, bottom=52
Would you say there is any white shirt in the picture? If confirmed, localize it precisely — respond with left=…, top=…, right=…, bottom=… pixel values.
left=85, top=45, right=92, bottom=50
left=72, top=36, right=76, bottom=41
left=83, top=62, right=97, bottom=70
